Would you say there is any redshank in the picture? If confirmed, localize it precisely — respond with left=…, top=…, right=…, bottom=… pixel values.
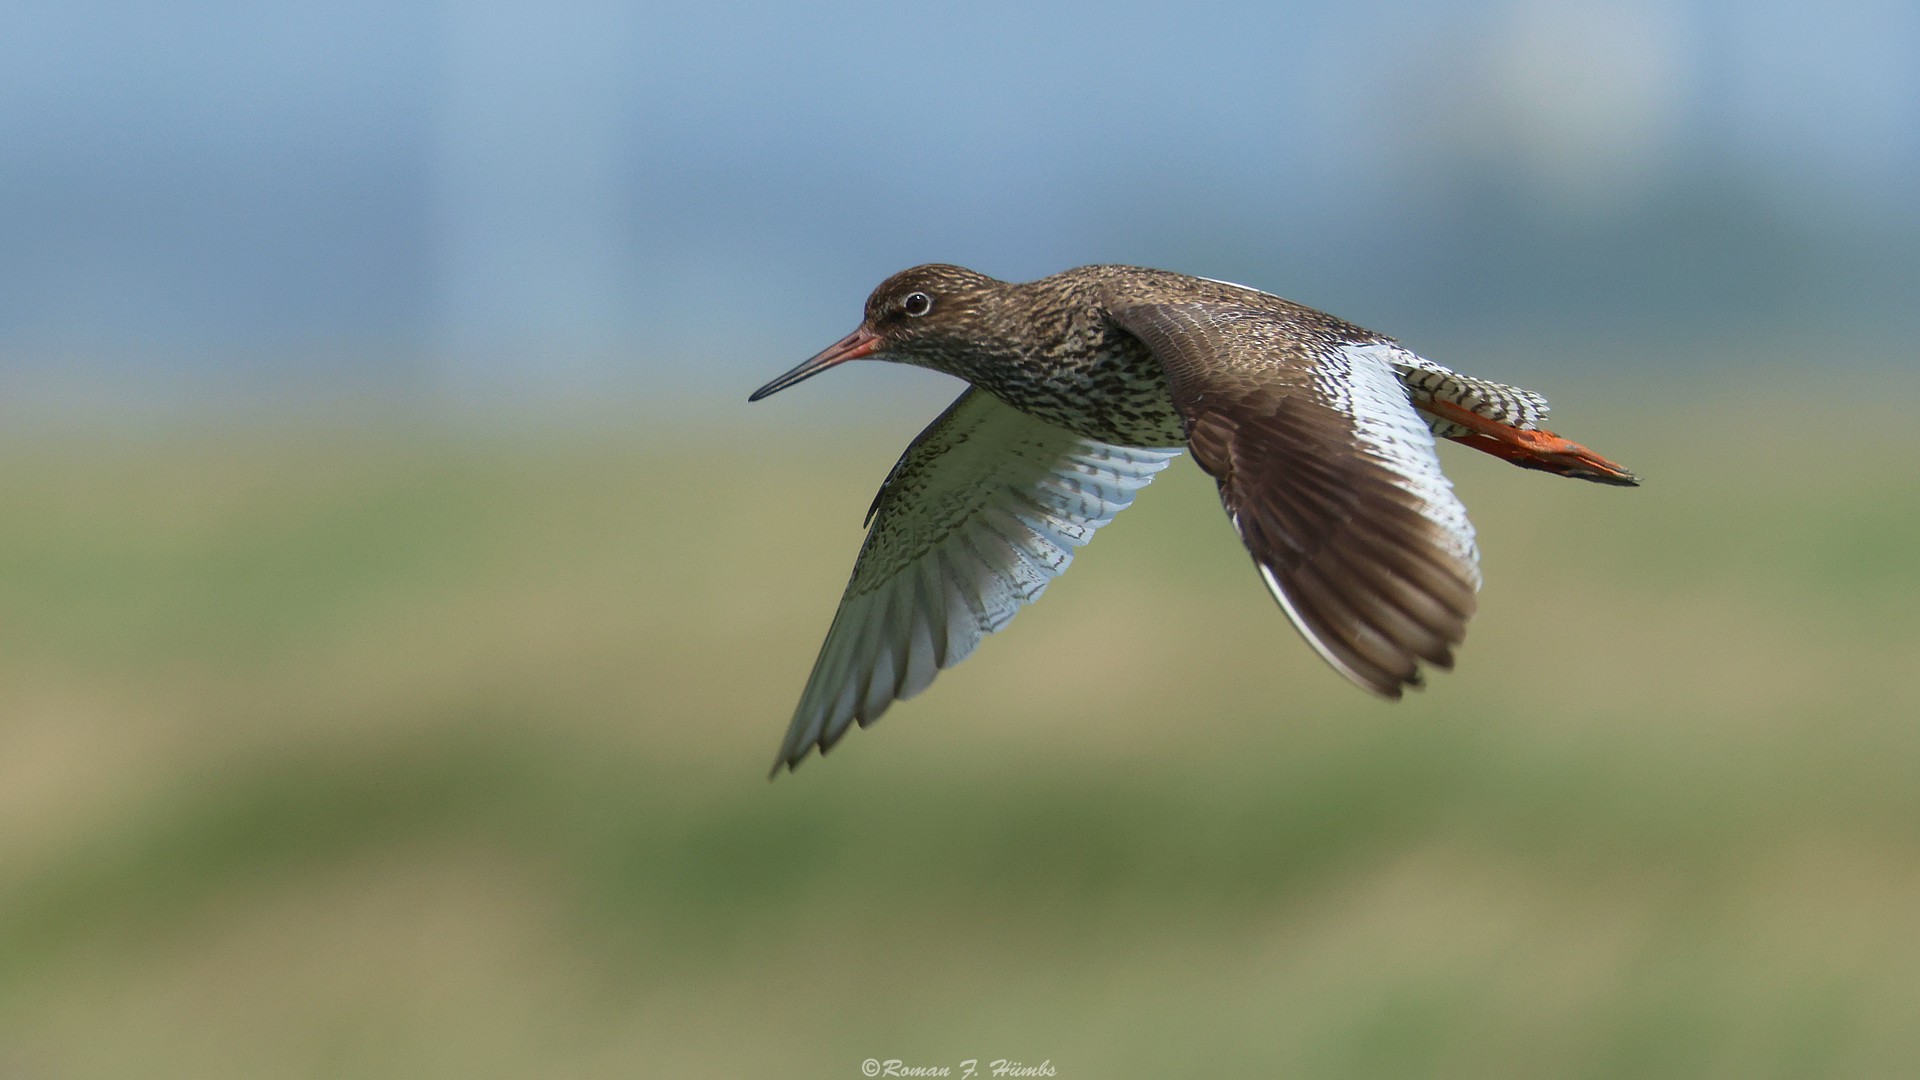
left=750, top=264, right=1637, bottom=774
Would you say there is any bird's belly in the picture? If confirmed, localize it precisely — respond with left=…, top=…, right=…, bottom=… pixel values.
left=987, top=383, right=1186, bottom=447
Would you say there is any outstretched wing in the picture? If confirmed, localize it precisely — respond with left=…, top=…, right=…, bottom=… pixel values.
left=1110, top=303, right=1481, bottom=698
left=772, top=389, right=1179, bottom=774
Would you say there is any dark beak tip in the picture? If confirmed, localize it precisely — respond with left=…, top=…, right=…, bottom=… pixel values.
left=748, top=326, right=881, bottom=403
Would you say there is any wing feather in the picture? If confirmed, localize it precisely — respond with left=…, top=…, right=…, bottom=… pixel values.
left=1110, top=303, right=1482, bottom=698
left=771, top=389, right=1178, bottom=773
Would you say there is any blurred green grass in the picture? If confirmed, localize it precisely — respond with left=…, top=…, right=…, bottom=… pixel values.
left=2, top=373, right=1918, bottom=1079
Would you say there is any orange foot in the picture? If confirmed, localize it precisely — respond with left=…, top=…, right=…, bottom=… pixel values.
left=1423, top=399, right=1640, bottom=486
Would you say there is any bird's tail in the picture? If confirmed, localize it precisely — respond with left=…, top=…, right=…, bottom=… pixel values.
left=1422, top=399, right=1640, bottom=486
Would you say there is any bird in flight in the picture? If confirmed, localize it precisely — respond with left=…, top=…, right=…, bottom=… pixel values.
left=750, top=264, right=1637, bottom=775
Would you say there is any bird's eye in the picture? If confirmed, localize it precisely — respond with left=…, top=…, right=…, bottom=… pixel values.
left=902, top=291, right=933, bottom=317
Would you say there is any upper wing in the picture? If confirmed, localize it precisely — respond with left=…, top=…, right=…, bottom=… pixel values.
left=1110, top=302, right=1481, bottom=698
left=771, top=388, right=1180, bottom=774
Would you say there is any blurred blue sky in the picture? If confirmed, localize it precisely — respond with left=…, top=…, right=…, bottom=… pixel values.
left=3, top=0, right=1916, bottom=414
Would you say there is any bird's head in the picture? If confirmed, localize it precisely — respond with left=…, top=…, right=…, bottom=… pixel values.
left=748, top=264, right=1008, bottom=401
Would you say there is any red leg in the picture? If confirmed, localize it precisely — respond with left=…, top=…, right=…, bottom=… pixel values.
left=1423, top=400, right=1639, bottom=486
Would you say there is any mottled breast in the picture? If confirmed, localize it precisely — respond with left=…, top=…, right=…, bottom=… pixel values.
left=947, top=300, right=1189, bottom=448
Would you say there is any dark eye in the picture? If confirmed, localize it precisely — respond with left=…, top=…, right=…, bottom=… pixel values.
left=902, top=291, right=933, bottom=317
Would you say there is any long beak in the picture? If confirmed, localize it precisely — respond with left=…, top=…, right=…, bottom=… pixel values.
left=748, top=326, right=883, bottom=402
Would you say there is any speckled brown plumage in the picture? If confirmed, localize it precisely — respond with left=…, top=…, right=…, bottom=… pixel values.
left=751, top=264, right=1638, bottom=774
